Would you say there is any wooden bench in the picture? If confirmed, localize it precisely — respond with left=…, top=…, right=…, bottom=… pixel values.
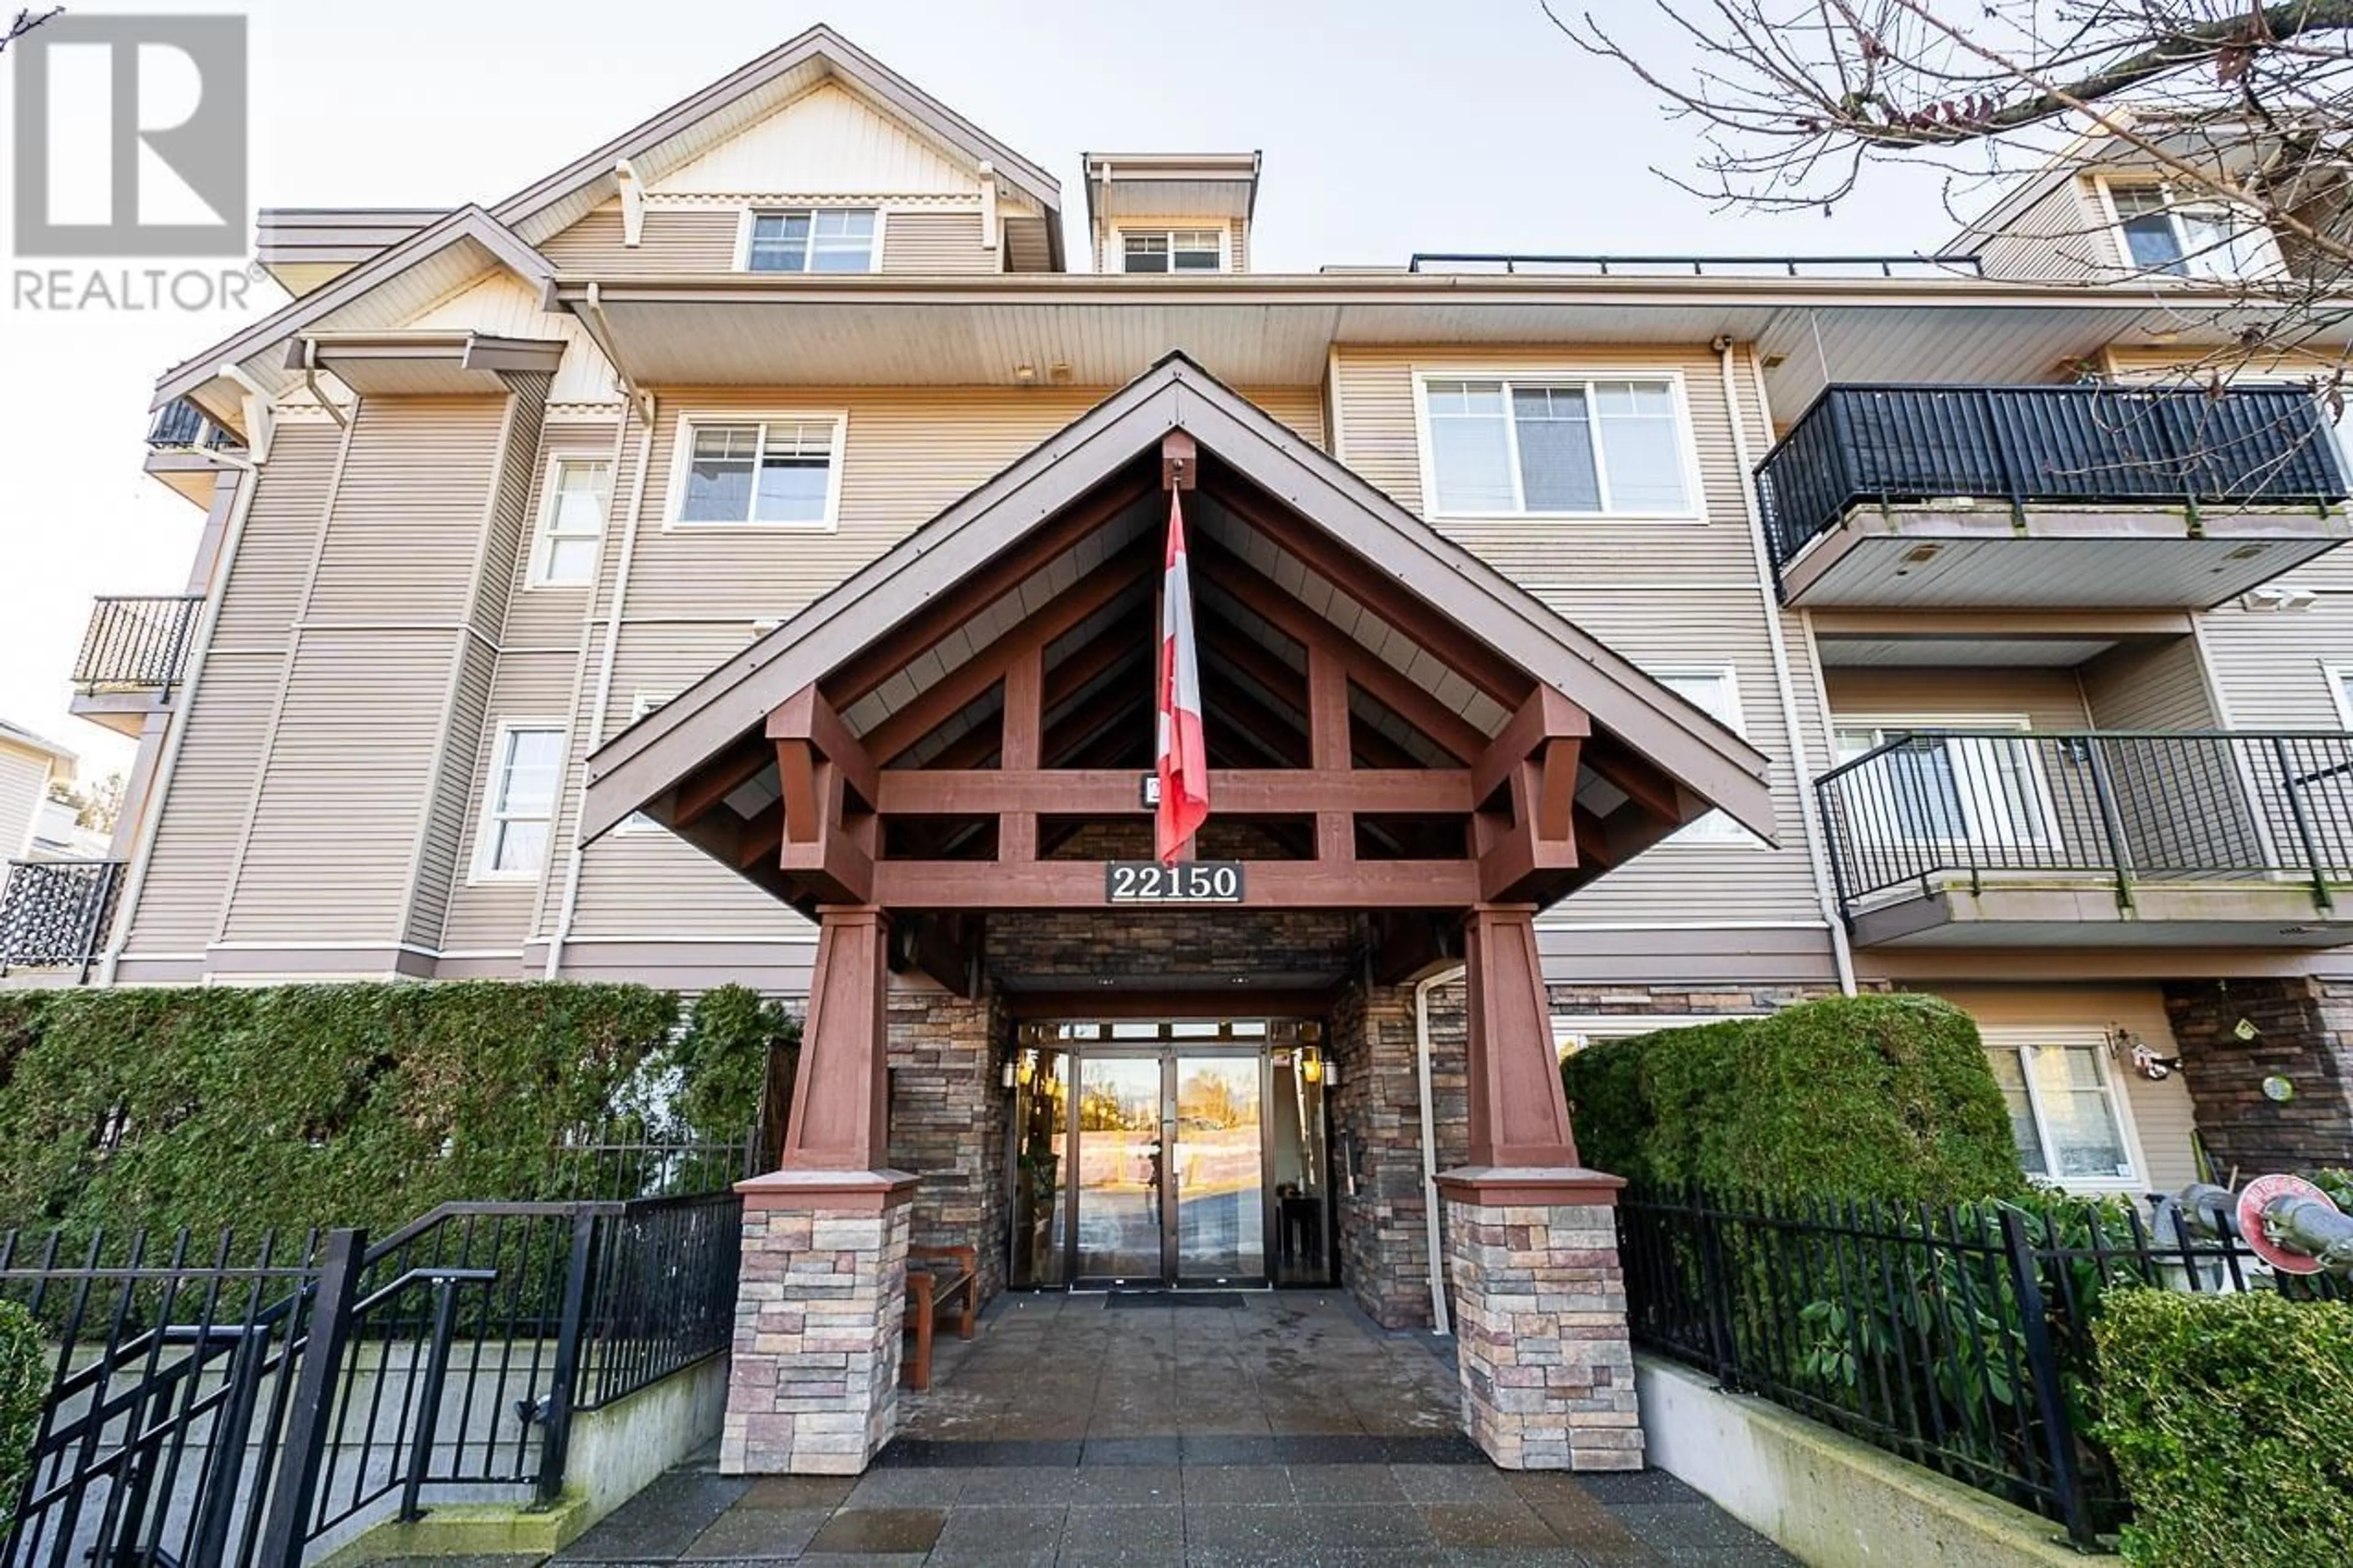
left=904, top=1243, right=979, bottom=1392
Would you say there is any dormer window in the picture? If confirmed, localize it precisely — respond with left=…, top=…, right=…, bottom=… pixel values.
left=2109, top=184, right=2274, bottom=280
left=745, top=208, right=878, bottom=273
left=1123, top=229, right=1222, bottom=273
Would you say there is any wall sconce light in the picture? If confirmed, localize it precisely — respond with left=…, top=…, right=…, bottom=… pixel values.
left=1300, top=1048, right=1324, bottom=1085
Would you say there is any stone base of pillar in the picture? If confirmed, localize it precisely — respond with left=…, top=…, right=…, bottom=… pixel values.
left=1438, top=1167, right=1640, bottom=1472
left=722, top=1169, right=919, bottom=1476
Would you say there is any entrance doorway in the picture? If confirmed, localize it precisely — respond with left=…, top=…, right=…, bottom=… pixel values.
left=1007, top=1017, right=1335, bottom=1290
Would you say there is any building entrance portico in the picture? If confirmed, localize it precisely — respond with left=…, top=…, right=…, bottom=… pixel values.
left=579, top=355, right=1779, bottom=1477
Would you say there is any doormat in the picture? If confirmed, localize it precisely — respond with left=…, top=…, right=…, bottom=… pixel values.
left=1103, top=1292, right=1246, bottom=1309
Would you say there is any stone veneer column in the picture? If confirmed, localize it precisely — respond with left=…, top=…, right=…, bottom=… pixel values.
left=724, top=906, right=917, bottom=1475
left=726, top=1170, right=918, bottom=1475
left=2164, top=977, right=2353, bottom=1173
left=1439, top=907, right=1643, bottom=1471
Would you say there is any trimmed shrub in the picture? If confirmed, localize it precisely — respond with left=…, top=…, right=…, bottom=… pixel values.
left=669, top=985, right=798, bottom=1144
left=0, top=982, right=684, bottom=1237
left=0, top=1301, right=37, bottom=1536
left=2094, top=1287, right=2353, bottom=1567
left=1561, top=994, right=2026, bottom=1199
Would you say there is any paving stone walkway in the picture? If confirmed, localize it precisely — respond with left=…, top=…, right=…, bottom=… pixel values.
left=379, top=1292, right=1802, bottom=1566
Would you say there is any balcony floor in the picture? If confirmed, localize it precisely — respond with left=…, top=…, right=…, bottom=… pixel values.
left=1848, top=874, right=2353, bottom=948
left=1780, top=502, right=2350, bottom=609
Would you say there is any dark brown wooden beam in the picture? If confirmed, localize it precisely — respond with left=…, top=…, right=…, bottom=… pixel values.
left=873, top=858, right=1481, bottom=909
left=769, top=686, right=879, bottom=809
left=1000, top=989, right=1334, bottom=1020
left=1197, top=618, right=1308, bottom=712
left=877, top=770, right=1473, bottom=816
left=1042, top=673, right=1150, bottom=768
left=1205, top=478, right=1532, bottom=705
left=1199, top=668, right=1309, bottom=768
left=1582, top=733, right=1690, bottom=827
left=672, top=737, right=772, bottom=830
left=1044, top=610, right=1150, bottom=707
left=863, top=536, right=1158, bottom=765
left=823, top=471, right=1156, bottom=708
left=1472, top=687, right=1590, bottom=809
left=1198, top=539, right=1490, bottom=763
left=1163, top=430, right=1198, bottom=492
left=1478, top=762, right=1577, bottom=903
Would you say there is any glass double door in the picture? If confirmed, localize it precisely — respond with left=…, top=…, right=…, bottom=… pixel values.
left=1072, top=1050, right=1265, bottom=1289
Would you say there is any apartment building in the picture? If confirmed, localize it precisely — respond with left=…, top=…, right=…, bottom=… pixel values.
left=12, top=26, right=2353, bottom=1472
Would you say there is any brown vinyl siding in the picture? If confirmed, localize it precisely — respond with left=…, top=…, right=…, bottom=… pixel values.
left=1335, top=345, right=1831, bottom=933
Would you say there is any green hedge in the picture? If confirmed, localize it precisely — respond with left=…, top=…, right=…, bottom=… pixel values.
left=0, top=982, right=694, bottom=1237
left=1560, top=994, right=2026, bottom=1199
left=0, top=1301, right=37, bottom=1536
left=2094, top=1287, right=2353, bottom=1567
left=666, top=983, right=797, bottom=1143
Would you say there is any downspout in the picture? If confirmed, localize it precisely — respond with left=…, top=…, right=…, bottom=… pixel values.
left=1414, top=962, right=1466, bottom=1336
left=545, top=396, right=656, bottom=979
left=1713, top=336, right=1857, bottom=996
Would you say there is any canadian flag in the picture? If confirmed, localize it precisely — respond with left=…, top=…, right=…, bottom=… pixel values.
left=1156, top=490, right=1211, bottom=863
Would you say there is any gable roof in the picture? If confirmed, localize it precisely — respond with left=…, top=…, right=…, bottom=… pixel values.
left=582, top=352, right=1777, bottom=846
left=493, top=25, right=1061, bottom=253
left=151, top=205, right=553, bottom=414
left=0, top=718, right=76, bottom=769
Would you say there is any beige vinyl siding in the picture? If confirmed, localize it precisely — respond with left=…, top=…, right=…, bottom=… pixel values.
left=649, top=80, right=977, bottom=197
left=504, top=425, right=621, bottom=647
left=880, top=208, right=996, bottom=273
left=1335, top=345, right=1826, bottom=931
left=2198, top=595, right=2353, bottom=727
left=222, top=397, right=513, bottom=947
left=1928, top=985, right=2200, bottom=1194
left=0, top=744, right=51, bottom=858
left=407, top=384, right=551, bottom=950
left=542, top=202, right=740, bottom=273
left=123, top=654, right=281, bottom=953
left=1972, top=177, right=2116, bottom=281
left=123, top=426, right=349, bottom=956
left=442, top=650, right=580, bottom=952
left=1823, top=667, right=2093, bottom=731
left=620, top=386, right=1322, bottom=626
left=2079, top=637, right=2218, bottom=730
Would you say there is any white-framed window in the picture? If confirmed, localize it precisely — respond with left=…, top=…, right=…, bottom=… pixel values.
left=1120, top=228, right=1223, bottom=273
left=1983, top=1034, right=2138, bottom=1186
left=668, top=416, right=846, bottom=529
left=528, top=456, right=611, bottom=587
left=1417, top=374, right=1696, bottom=517
left=2104, top=183, right=2278, bottom=281
left=741, top=208, right=879, bottom=273
left=621, top=694, right=672, bottom=834
left=2326, top=664, right=2353, bottom=729
left=1651, top=668, right=1760, bottom=846
left=1832, top=718, right=2053, bottom=850
left=474, top=724, right=566, bottom=881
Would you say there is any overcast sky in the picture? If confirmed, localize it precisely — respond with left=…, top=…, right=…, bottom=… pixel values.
left=0, top=0, right=1961, bottom=784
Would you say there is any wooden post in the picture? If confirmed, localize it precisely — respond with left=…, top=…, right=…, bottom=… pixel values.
left=778, top=906, right=892, bottom=1172
left=1461, top=903, right=1580, bottom=1168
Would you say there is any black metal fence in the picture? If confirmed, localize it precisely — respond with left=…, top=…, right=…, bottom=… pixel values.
left=2, top=1188, right=744, bottom=1566
left=74, top=597, right=203, bottom=697
left=1754, top=383, right=2349, bottom=578
left=0, top=860, right=124, bottom=981
left=1816, top=729, right=2353, bottom=920
left=1618, top=1185, right=2350, bottom=1545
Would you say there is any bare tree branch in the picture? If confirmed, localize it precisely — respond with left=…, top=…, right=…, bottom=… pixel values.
left=0, top=7, right=64, bottom=59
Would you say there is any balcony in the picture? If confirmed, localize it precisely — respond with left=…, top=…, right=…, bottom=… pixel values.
left=145, top=397, right=243, bottom=506
left=70, top=596, right=203, bottom=737
left=1, top=860, right=124, bottom=981
left=1756, top=385, right=2351, bottom=608
left=1819, top=730, right=2353, bottom=947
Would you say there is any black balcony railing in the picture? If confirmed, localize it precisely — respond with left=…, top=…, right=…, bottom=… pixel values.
left=1755, top=384, right=2350, bottom=580
left=1817, top=729, right=2353, bottom=921
left=0, top=859, right=124, bottom=980
left=146, top=397, right=241, bottom=451
left=75, top=594, right=203, bottom=695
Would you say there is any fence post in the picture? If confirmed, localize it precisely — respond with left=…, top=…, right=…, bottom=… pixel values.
left=256, top=1227, right=366, bottom=1568
left=1996, top=1208, right=2096, bottom=1548
left=2272, top=735, right=2336, bottom=910
left=1693, top=1193, right=1737, bottom=1384
left=400, top=1278, right=464, bottom=1522
left=536, top=1209, right=599, bottom=1505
